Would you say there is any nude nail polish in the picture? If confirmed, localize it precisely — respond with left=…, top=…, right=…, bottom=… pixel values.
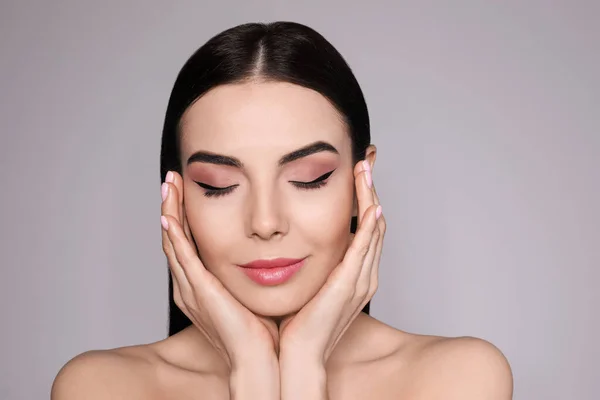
left=362, top=160, right=370, bottom=172
left=161, top=182, right=169, bottom=201
left=161, top=215, right=169, bottom=230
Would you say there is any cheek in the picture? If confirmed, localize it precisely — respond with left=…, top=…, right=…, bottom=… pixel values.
left=183, top=193, right=235, bottom=270
left=182, top=175, right=355, bottom=271
left=295, top=179, right=354, bottom=253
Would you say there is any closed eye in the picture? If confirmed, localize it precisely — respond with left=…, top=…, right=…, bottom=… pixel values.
left=194, top=169, right=336, bottom=198
left=290, top=169, right=335, bottom=190
left=194, top=182, right=238, bottom=198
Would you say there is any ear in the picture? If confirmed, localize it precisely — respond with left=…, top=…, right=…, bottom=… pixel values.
left=351, top=144, right=378, bottom=221
left=365, top=144, right=377, bottom=171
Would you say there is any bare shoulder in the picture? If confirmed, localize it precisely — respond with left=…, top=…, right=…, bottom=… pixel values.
left=403, top=334, right=514, bottom=399
left=328, top=316, right=512, bottom=399
left=51, top=345, right=160, bottom=400
left=51, top=333, right=229, bottom=400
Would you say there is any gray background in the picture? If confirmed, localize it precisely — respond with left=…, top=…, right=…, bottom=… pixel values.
left=1, top=1, right=598, bottom=399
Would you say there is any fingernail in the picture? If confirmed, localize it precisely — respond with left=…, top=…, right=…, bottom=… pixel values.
left=376, top=205, right=382, bottom=219
left=161, top=215, right=169, bottom=230
left=362, top=160, right=370, bottom=173
left=166, top=171, right=174, bottom=183
left=161, top=182, right=169, bottom=202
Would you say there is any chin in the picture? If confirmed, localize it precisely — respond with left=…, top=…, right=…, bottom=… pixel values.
left=216, top=256, right=338, bottom=318
left=229, top=271, right=327, bottom=318
left=248, top=303, right=302, bottom=318
left=238, top=285, right=314, bottom=317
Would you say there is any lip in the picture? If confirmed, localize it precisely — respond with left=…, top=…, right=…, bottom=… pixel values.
left=238, top=257, right=306, bottom=286
left=240, top=258, right=305, bottom=269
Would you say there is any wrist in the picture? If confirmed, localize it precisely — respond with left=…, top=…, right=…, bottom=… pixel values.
left=279, top=344, right=322, bottom=367
left=279, top=355, right=328, bottom=400
left=229, top=355, right=280, bottom=400
left=230, top=343, right=279, bottom=370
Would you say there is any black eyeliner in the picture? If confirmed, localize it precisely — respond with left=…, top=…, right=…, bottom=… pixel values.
left=194, top=168, right=336, bottom=197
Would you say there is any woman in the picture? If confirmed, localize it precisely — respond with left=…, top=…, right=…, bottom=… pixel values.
left=52, top=21, right=513, bottom=399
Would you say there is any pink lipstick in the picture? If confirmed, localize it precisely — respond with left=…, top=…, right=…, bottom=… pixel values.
left=238, top=258, right=306, bottom=286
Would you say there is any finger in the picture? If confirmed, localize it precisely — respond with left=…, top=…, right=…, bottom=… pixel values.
left=369, top=211, right=385, bottom=295
left=161, top=182, right=203, bottom=294
left=329, top=215, right=379, bottom=356
left=171, top=171, right=185, bottom=223
left=335, top=204, right=379, bottom=286
left=161, top=180, right=192, bottom=284
left=164, top=202, right=247, bottom=320
left=162, top=175, right=197, bottom=266
left=164, top=213, right=234, bottom=311
left=167, top=171, right=198, bottom=255
left=370, top=170, right=384, bottom=239
left=170, top=269, right=192, bottom=321
left=369, top=180, right=385, bottom=289
left=163, top=214, right=206, bottom=286
left=372, top=180, right=380, bottom=206
left=163, top=213, right=221, bottom=312
left=369, top=231, right=384, bottom=297
left=354, top=160, right=376, bottom=225
left=347, top=208, right=383, bottom=332
left=163, top=172, right=199, bottom=260
left=335, top=213, right=380, bottom=347
left=369, top=168, right=383, bottom=239
left=163, top=173, right=181, bottom=225
left=356, top=212, right=380, bottom=295
left=371, top=180, right=385, bottom=261
left=161, top=215, right=193, bottom=300
left=181, top=205, right=199, bottom=256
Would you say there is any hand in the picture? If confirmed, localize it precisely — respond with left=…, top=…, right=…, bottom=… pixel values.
left=160, top=171, right=280, bottom=370
left=278, top=159, right=386, bottom=366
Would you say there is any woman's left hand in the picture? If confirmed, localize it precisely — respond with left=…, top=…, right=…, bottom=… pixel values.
left=278, top=159, right=386, bottom=367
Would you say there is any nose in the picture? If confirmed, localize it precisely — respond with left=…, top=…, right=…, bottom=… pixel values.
left=246, top=186, right=288, bottom=240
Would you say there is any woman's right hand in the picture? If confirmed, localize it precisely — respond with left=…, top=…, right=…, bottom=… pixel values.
left=160, top=171, right=280, bottom=371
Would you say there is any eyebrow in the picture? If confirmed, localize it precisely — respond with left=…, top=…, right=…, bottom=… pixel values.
left=186, top=141, right=340, bottom=168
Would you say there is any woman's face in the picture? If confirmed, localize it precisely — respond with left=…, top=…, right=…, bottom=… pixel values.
left=179, top=81, right=356, bottom=317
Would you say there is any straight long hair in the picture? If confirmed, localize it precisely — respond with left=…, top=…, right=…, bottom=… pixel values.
left=160, top=21, right=372, bottom=336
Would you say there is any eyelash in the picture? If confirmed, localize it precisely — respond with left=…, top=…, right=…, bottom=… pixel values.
left=195, top=169, right=336, bottom=198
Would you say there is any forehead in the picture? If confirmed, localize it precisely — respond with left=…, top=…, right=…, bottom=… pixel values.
left=179, top=81, right=350, bottom=160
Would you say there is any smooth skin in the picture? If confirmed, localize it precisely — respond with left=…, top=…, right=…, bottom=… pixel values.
left=160, top=160, right=381, bottom=399
left=51, top=81, right=513, bottom=399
